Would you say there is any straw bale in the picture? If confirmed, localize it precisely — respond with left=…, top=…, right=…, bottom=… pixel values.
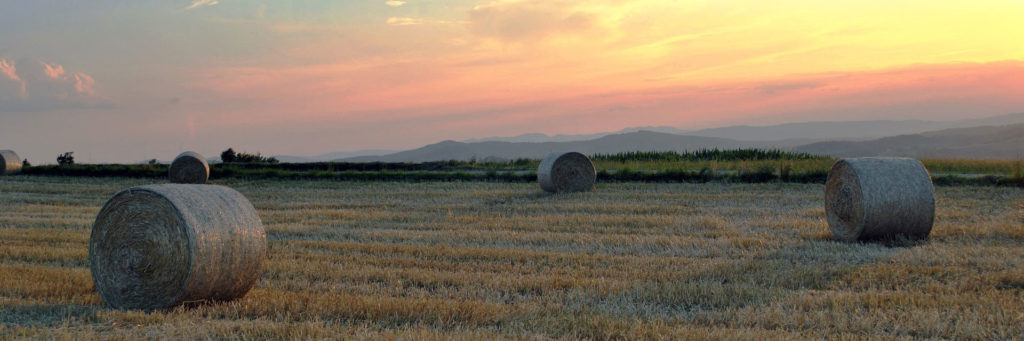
left=0, top=150, right=22, bottom=175
left=825, top=157, right=935, bottom=242
left=89, top=184, right=266, bottom=310
left=538, top=152, right=596, bottom=193
left=169, top=151, right=209, bottom=184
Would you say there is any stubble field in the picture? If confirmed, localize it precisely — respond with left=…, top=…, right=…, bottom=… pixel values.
left=1, top=176, right=1022, bottom=339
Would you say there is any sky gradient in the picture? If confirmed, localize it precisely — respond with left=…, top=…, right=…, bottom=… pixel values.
left=2, top=0, right=1023, bottom=163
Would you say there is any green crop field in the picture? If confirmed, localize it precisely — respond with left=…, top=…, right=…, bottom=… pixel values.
left=1, top=176, right=1022, bottom=339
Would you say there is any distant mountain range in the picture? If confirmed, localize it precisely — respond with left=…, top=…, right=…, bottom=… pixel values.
left=461, top=112, right=1024, bottom=143
left=462, top=126, right=690, bottom=143
left=794, top=123, right=1024, bottom=159
left=275, top=149, right=397, bottom=163
left=342, top=132, right=751, bottom=162
left=338, top=123, right=1023, bottom=162
left=275, top=112, right=1024, bottom=162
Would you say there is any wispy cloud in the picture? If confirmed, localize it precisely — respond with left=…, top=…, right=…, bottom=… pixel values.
left=270, top=22, right=326, bottom=33
left=385, top=1, right=406, bottom=7
left=184, top=0, right=219, bottom=11
left=385, top=17, right=469, bottom=26
left=469, top=0, right=598, bottom=42
left=386, top=17, right=424, bottom=26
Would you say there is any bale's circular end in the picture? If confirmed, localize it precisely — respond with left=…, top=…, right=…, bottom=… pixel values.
left=89, top=184, right=266, bottom=310
left=825, top=160, right=865, bottom=241
left=169, top=151, right=209, bottom=184
left=824, top=157, right=934, bottom=242
left=538, top=152, right=596, bottom=193
left=89, top=188, right=193, bottom=310
left=1, top=150, right=23, bottom=175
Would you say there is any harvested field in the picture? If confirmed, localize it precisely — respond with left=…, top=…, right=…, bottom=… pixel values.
left=1, top=176, right=1022, bottom=339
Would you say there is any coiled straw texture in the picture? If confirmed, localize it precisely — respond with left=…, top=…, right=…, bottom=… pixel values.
left=825, top=157, right=935, bottom=242
left=169, top=151, right=209, bottom=184
left=89, top=184, right=266, bottom=310
left=538, top=152, right=596, bottom=193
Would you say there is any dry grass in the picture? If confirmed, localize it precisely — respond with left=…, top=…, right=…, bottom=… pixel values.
left=1, top=176, right=1022, bottom=339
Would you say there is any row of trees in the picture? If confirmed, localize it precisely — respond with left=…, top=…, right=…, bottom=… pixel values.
left=40, top=148, right=276, bottom=167
left=42, top=148, right=818, bottom=167
left=220, top=148, right=278, bottom=164
left=591, top=149, right=825, bottom=162
left=23, top=152, right=76, bottom=166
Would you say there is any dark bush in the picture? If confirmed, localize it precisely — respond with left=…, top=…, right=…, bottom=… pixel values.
left=57, top=152, right=75, bottom=166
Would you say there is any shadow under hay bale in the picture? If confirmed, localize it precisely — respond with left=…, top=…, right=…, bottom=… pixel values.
left=169, top=151, right=209, bottom=184
left=538, top=152, right=596, bottom=193
left=825, top=157, right=935, bottom=242
left=1, top=149, right=22, bottom=175
left=89, top=184, right=266, bottom=310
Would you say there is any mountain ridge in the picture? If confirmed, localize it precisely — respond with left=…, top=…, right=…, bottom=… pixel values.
left=459, top=112, right=1024, bottom=144
left=273, top=112, right=1024, bottom=162
left=340, top=123, right=1024, bottom=162
left=342, top=131, right=750, bottom=162
left=794, top=123, right=1024, bottom=159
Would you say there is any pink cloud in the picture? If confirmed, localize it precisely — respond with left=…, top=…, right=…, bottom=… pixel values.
left=0, top=58, right=28, bottom=99
left=40, top=61, right=65, bottom=79
left=185, top=58, right=1024, bottom=146
left=0, top=59, right=20, bottom=81
left=0, top=58, right=110, bottom=113
left=73, top=72, right=96, bottom=95
left=593, top=61, right=1024, bottom=126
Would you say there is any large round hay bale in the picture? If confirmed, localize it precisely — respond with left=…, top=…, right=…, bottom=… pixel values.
left=89, top=184, right=266, bottom=310
left=825, top=157, right=935, bottom=242
left=1, top=150, right=22, bottom=175
left=538, top=152, right=596, bottom=193
left=169, top=151, right=209, bottom=184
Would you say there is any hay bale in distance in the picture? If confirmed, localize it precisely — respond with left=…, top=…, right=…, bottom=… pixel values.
left=538, top=152, right=596, bottom=193
left=169, top=151, right=209, bottom=184
left=89, top=184, right=266, bottom=310
left=825, top=157, right=935, bottom=242
left=0, top=150, right=22, bottom=175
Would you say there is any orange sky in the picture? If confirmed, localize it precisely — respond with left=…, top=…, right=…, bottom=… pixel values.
left=190, top=0, right=1024, bottom=118
left=2, top=1, right=1024, bottom=162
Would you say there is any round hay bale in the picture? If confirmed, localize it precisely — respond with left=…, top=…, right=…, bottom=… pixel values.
left=89, top=184, right=266, bottom=310
left=538, top=152, right=596, bottom=193
left=0, top=149, right=22, bottom=175
left=825, top=157, right=935, bottom=242
left=169, top=151, right=209, bottom=184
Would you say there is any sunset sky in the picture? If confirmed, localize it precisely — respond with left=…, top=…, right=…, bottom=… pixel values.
left=2, top=0, right=1024, bottom=163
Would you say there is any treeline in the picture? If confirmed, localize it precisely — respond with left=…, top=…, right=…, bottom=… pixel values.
left=592, top=149, right=825, bottom=162
left=18, top=164, right=822, bottom=183
left=18, top=163, right=1023, bottom=186
left=14, top=147, right=1022, bottom=187
left=218, top=159, right=537, bottom=172
left=21, top=164, right=169, bottom=178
